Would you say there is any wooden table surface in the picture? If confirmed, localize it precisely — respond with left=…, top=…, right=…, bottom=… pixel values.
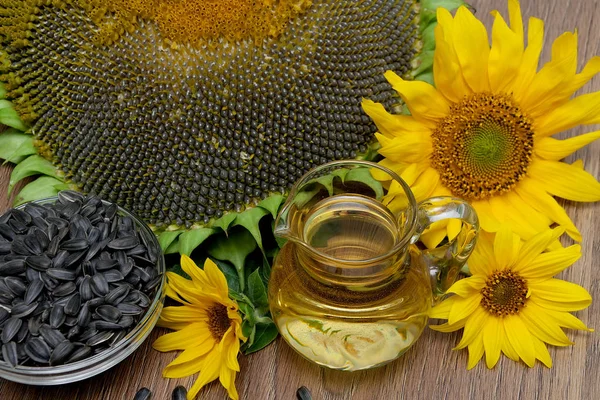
left=1, top=0, right=599, bottom=399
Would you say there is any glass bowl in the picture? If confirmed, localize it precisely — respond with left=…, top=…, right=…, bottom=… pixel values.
left=0, top=195, right=165, bottom=385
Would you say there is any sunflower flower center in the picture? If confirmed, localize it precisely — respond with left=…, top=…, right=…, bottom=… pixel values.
left=208, top=304, right=231, bottom=342
left=481, top=270, right=528, bottom=317
left=431, top=93, right=534, bottom=201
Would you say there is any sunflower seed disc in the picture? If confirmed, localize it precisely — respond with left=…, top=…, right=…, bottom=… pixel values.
left=133, top=387, right=152, bottom=400
left=2, top=341, right=18, bottom=367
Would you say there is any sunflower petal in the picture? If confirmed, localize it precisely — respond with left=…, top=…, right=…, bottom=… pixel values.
left=166, top=343, right=215, bottom=366
left=180, top=254, right=207, bottom=285
left=376, top=132, right=432, bottom=164
left=521, top=31, right=578, bottom=116
left=153, top=322, right=211, bottom=352
left=451, top=6, right=490, bottom=92
left=535, top=92, right=600, bottom=137
left=514, top=181, right=581, bottom=241
left=361, top=99, right=432, bottom=138
left=449, top=293, right=483, bottom=325
left=420, top=224, right=448, bottom=249
left=503, top=315, right=535, bottom=367
left=527, top=160, right=600, bottom=202
left=471, top=200, right=502, bottom=233
left=483, top=317, right=503, bottom=368
left=535, top=131, right=600, bottom=161
left=512, top=227, right=565, bottom=272
left=163, top=355, right=206, bottom=379
left=531, top=335, right=552, bottom=368
left=488, top=10, right=523, bottom=92
left=433, top=9, right=471, bottom=102
left=447, top=276, right=486, bottom=297
left=429, top=321, right=465, bottom=333
left=203, top=258, right=230, bottom=297
left=493, top=225, right=519, bottom=268
left=511, top=17, right=544, bottom=101
left=384, top=71, right=449, bottom=123
left=544, top=309, right=593, bottom=331
left=187, top=347, right=222, bottom=400
left=159, top=305, right=209, bottom=324
left=518, top=245, right=581, bottom=279
left=507, top=0, right=524, bottom=40
left=429, top=296, right=455, bottom=319
left=467, top=333, right=485, bottom=370
left=501, top=331, right=520, bottom=362
left=468, top=231, right=498, bottom=276
left=529, top=279, right=592, bottom=311
left=455, top=307, right=488, bottom=350
left=520, top=303, right=574, bottom=346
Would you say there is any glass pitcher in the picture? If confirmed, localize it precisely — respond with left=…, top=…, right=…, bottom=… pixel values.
left=268, top=160, right=479, bottom=371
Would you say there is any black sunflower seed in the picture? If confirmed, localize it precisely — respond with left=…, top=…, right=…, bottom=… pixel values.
left=40, top=273, right=59, bottom=291
left=58, top=190, right=85, bottom=204
left=107, top=236, right=139, bottom=250
left=172, top=386, right=187, bottom=400
left=78, top=327, right=98, bottom=342
left=46, top=268, right=77, bottom=281
left=86, top=331, right=114, bottom=347
left=87, top=297, right=105, bottom=309
left=297, top=386, right=313, bottom=400
left=0, top=259, right=26, bottom=275
left=2, top=341, right=18, bottom=367
left=80, top=276, right=93, bottom=301
left=60, top=238, right=89, bottom=252
left=118, top=316, right=134, bottom=328
left=93, top=258, right=118, bottom=271
left=5, top=276, right=27, bottom=296
left=51, top=250, right=68, bottom=269
left=65, top=345, right=92, bottom=364
left=94, top=321, right=123, bottom=330
left=50, top=305, right=66, bottom=329
left=39, top=325, right=66, bottom=348
left=64, top=293, right=81, bottom=316
left=24, top=278, right=44, bottom=305
left=67, top=325, right=81, bottom=340
left=109, top=329, right=127, bottom=346
left=11, top=302, right=39, bottom=319
left=26, top=254, right=52, bottom=271
left=46, top=217, right=69, bottom=230
left=103, top=270, right=124, bottom=283
left=52, top=281, right=77, bottom=297
left=0, top=241, right=11, bottom=254
left=2, top=317, right=23, bottom=343
left=46, top=235, right=60, bottom=257
left=28, top=315, right=42, bottom=336
left=34, top=229, right=50, bottom=251
left=50, top=340, right=75, bottom=365
left=116, top=303, right=144, bottom=316
left=104, top=285, right=130, bottom=305
left=63, top=250, right=87, bottom=268
left=91, top=274, right=109, bottom=296
left=77, top=303, right=91, bottom=327
left=0, top=308, right=9, bottom=325
left=133, top=387, right=151, bottom=400
left=96, top=305, right=122, bottom=323
left=143, top=275, right=163, bottom=292
left=0, top=223, right=15, bottom=241
left=25, top=337, right=52, bottom=364
left=24, top=234, right=44, bottom=255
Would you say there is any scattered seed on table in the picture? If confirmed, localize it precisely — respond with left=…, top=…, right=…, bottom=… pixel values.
left=171, top=385, right=187, bottom=400
left=133, top=387, right=152, bottom=400
left=297, top=386, right=313, bottom=400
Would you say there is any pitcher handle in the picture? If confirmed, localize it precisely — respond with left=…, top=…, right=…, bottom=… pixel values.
left=411, top=197, right=479, bottom=303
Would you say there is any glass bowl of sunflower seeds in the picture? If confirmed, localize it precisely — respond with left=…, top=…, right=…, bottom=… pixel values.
left=0, top=191, right=165, bottom=385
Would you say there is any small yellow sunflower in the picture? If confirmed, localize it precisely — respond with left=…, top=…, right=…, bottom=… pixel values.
left=430, top=226, right=593, bottom=369
left=153, top=255, right=246, bottom=400
left=362, top=0, right=600, bottom=245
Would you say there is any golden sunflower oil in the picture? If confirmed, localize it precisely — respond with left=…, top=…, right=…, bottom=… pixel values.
left=269, top=194, right=432, bottom=371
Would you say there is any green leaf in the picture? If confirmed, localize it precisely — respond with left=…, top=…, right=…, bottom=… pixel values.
left=213, top=259, right=241, bottom=293
left=178, top=228, right=217, bottom=256
left=9, top=155, right=58, bottom=194
left=14, top=176, right=63, bottom=206
left=421, top=23, right=437, bottom=51
left=0, top=129, right=33, bottom=162
left=0, top=100, right=28, bottom=131
left=167, top=263, right=191, bottom=280
left=0, top=130, right=35, bottom=165
left=241, top=320, right=256, bottom=347
left=419, top=9, right=437, bottom=31
left=415, top=71, right=435, bottom=86
left=207, top=228, right=257, bottom=291
left=412, top=50, right=434, bottom=77
left=244, top=323, right=278, bottom=354
left=165, top=239, right=180, bottom=255
left=258, top=194, right=285, bottom=219
left=158, top=230, right=183, bottom=253
left=233, top=207, right=269, bottom=250
left=421, top=0, right=466, bottom=11
left=344, top=167, right=384, bottom=199
left=211, top=212, right=238, bottom=232
left=247, top=268, right=268, bottom=309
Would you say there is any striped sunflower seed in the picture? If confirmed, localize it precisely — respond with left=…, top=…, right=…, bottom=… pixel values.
left=1, top=317, right=22, bottom=343
left=65, top=345, right=92, bottom=364
left=133, top=387, right=151, bottom=400
left=39, top=325, right=66, bottom=348
left=96, top=305, right=122, bottom=323
left=2, top=341, right=18, bottom=367
left=24, top=279, right=44, bottom=304
left=49, top=340, right=75, bottom=365
left=24, top=337, right=52, bottom=364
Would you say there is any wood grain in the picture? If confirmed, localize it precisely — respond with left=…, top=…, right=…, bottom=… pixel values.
left=1, top=0, right=600, bottom=399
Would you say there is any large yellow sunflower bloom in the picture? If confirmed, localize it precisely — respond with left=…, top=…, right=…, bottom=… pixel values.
left=430, top=226, right=593, bottom=369
left=153, top=255, right=246, bottom=400
left=362, top=0, right=600, bottom=244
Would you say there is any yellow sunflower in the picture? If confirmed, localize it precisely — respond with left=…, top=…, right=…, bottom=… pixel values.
left=362, top=0, right=600, bottom=245
left=153, top=255, right=246, bottom=400
left=430, top=226, right=593, bottom=369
